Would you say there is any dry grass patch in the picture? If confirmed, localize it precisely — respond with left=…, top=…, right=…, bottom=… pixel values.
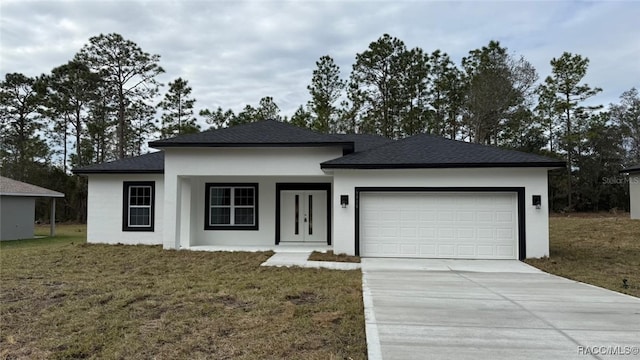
left=0, top=226, right=366, bottom=359
left=308, top=251, right=361, bottom=263
left=526, top=215, right=640, bottom=298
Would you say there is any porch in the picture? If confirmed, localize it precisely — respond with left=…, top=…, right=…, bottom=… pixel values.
left=165, top=175, right=335, bottom=249
left=186, top=243, right=333, bottom=253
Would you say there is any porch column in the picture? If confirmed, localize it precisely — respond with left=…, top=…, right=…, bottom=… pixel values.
left=178, top=177, right=192, bottom=248
left=163, top=174, right=179, bottom=249
left=50, top=198, right=56, bottom=237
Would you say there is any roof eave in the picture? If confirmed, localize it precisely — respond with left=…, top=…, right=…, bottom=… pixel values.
left=149, top=141, right=354, bottom=150
left=0, top=192, right=65, bottom=198
left=321, top=162, right=567, bottom=170
left=72, top=169, right=165, bottom=175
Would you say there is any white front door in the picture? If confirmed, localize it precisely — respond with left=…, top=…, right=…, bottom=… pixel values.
left=280, top=190, right=327, bottom=242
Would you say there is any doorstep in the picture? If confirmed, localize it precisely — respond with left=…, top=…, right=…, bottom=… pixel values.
left=260, top=251, right=361, bottom=270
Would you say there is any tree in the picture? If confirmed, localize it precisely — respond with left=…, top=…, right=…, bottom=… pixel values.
left=0, top=73, right=50, bottom=181
left=157, top=77, right=199, bottom=138
left=610, top=88, right=640, bottom=164
left=396, top=47, right=431, bottom=136
left=289, top=105, right=313, bottom=129
left=537, top=52, right=602, bottom=209
left=75, top=33, right=164, bottom=159
left=348, top=34, right=433, bottom=138
left=85, top=86, right=116, bottom=164
left=200, top=107, right=235, bottom=130
left=349, top=34, right=428, bottom=138
left=232, top=104, right=257, bottom=126
left=461, top=41, right=538, bottom=145
left=255, top=96, right=281, bottom=121
left=428, top=50, right=465, bottom=139
left=45, top=61, right=102, bottom=170
left=307, top=55, right=345, bottom=133
left=125, top=101, right=157, bottom=156
left=572, top=112, right=626, bottom=211
left=230, top=96, right=282, bottom=126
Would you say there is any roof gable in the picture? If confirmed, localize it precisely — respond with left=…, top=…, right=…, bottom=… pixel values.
left=72, top=151, right=165, bottom=174
left=0, top=176, right=64, bottom=197
left=149, top=120, right=353, bottom=151
left=321, top=133, right=565, bottom=169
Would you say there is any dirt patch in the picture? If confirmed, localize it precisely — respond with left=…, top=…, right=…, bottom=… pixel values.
left=286, top=291, right=320, bottom=305
left=308, top=251, right=361, bottom=263
left=214, top=294, right=253, bottom=310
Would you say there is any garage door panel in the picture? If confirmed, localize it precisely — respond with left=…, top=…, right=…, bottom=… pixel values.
left=400, top=244, right=417, bottom=255
left=456, top=211, right=475, bottom=222
left=458, top=245, right=475, bottom=256
left=360, top=192, right=518, bottom=259
left=496, top=211, right=514, bottom=222
left=438, top=211, right=455, bottom=221
left=438, top=228, right=455, bottom=238
left=477, top=245, right=494, bottom=256
left=457, top=228, right=475, bottom=239
left=418, top=227, right=436, bottom=238
left=497, top=245, right=515, bottom=257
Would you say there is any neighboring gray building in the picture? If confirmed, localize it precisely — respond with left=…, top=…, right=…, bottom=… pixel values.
left=620, top=164, right=640, bottom=219
left=0, top=176, right=64, bottom=241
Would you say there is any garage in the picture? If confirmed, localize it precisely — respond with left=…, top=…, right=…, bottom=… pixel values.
left=359, top=191, right=520, bottom=259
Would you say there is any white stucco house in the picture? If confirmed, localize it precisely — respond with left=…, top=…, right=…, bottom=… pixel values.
left=620, top=164, right=640, bottom=219
left=0, top=176, right=64, bottom=240
left=73, top=120, right=565, bottom=260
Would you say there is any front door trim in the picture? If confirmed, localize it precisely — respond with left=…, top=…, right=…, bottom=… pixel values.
left=276, top=183, right=332, bottom=245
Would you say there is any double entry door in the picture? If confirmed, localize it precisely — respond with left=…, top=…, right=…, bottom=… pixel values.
left=280, top=190, right=327, bottom=242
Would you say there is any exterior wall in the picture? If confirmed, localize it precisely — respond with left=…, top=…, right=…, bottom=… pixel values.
left=162, top=147, right=343, bottom=249
left=87, top=174, right=164, bottom=245
left=0, top=196, right=35, bottom=240
left=631, top=174, right=640, bottom=219
left=331, top=168, right=552, bottom=259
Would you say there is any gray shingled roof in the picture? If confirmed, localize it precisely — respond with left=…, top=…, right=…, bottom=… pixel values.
left=149, top=120, right=353, bottom=151
left=73, top=121, right=566, bottom=174
left=321, top=133, right=565, bottom=169
left=0, top=176, right=64, bottom=197
left=620, top=164, right=640, bottom=174
left=72, top=151, right=164, bottom=174
left=330, top=133, right=392, bottom=152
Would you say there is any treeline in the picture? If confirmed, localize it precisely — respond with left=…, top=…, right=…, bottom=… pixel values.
left=1, top=33, right=638, bottom=222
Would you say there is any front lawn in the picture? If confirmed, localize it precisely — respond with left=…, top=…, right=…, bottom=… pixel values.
left=526, top=215, right=640, bottom=298
left=0, top=227, right=366, bottom=359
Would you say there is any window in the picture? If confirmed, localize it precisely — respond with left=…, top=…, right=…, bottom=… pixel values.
left=122, top=181, right=155, bottom=231
left=205, top=183, right=258, bottom=230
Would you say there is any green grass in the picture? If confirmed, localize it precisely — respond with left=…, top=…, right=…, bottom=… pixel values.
left=526, top=215, right=640, bottom=298
left=0, top=225, right=366, bottom=359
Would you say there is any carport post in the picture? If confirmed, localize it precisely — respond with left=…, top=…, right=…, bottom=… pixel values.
left=50, top=198, right=56, bottom=237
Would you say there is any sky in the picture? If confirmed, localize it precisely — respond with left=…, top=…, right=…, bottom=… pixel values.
left=1, top=0, right=639, bottom=127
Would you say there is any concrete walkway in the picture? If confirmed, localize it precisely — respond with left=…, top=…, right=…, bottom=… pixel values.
left=260, top=251, right=361, bottom=270
left=361, top=258, right=640, bottom=360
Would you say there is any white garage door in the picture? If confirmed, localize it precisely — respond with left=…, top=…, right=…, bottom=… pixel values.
left=360, top=192, right=518, bottom=259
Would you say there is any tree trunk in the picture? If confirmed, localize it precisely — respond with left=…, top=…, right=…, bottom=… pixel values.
left=118, top=87, right=125, bottom=159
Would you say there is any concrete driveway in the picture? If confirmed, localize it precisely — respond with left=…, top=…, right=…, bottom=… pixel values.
left=361, top=259, right=640, bottom=360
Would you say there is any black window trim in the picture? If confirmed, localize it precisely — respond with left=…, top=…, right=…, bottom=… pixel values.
left=204, top=183, right=259, bottom=230
left=122, top=181, right=155, bottom=232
